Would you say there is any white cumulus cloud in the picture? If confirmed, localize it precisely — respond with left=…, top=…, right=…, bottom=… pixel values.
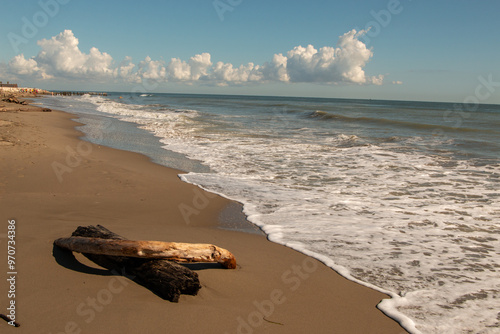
left=168, top=52, right=212, bottom=82
left=29, top=30, right=114, bottom=79
left=261, top=53, right=289, bottom=82
left=136, top=56, right=166, bottom=80
left=284, top=30, right=381, bottom=84
left=210, top=61, right=263, bottom=85
left=116, top=56, right=137, bottom=81
left=6, top=29, right=384, bottom=86
left=9, top=54, right=51, bottom=79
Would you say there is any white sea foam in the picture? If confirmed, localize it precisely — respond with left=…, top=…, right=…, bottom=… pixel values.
left=56, top=94, right=500, bottom=333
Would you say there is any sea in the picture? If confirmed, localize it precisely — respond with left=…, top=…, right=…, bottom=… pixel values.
left=36, top=92, right=500, bottom=334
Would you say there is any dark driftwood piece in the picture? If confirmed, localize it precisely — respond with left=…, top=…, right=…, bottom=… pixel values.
left=2, top=95, right=27, bottom=105
left=59, top=225, right=202, bottom=302
left=0, top=313, right=20, bottom=327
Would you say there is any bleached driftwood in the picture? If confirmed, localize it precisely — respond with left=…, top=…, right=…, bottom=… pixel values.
left=54, top=236, right=237, bottom=269
left=54, top=225, right=202, bottom=302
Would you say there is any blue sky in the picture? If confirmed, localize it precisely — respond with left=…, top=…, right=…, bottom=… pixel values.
left=1, top=0, right=499, bottom=104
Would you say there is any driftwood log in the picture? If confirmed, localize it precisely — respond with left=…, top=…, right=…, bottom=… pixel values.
left=2, top=95, right=27, bottom=105
left=54, top=237, right=237, bottom=269
left=55, top=225, right=203, bottom=302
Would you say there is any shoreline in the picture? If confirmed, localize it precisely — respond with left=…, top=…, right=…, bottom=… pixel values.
left=0, top=94, right=407, bottom=333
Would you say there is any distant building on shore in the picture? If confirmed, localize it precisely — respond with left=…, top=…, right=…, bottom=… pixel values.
left=0, top=82, right=19, bottom=88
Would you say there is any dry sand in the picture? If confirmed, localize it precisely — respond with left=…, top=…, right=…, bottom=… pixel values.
left=0, top=95, right=407, bottom=333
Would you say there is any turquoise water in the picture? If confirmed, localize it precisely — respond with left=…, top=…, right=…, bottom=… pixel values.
left=38, top=93, right=500, bottom=333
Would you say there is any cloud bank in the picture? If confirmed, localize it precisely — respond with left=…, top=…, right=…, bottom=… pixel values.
left=6, top=29, right=383, bottom=86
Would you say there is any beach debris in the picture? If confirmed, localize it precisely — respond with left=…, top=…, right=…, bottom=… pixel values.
left=55, top=225, right=201, bottom=302
left=53, top=225, right=236, bottom=302
left=42, top=108, right=52, bottom=112
left=54, top=237, right=237, bottom=269
left=263, top=317, right=284, bottom=326
left=0, top=313, right=20, bottom=327
left=2, top=95, right=27, bottom=105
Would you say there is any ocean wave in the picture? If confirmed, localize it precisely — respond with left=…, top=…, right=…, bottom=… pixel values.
left=306, top=110, right=497, bottom=134
left=77, top=94, right=199, bottom=119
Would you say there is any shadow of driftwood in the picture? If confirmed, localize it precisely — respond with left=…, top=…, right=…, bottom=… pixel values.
left=52, top=244, right=114, bottom=276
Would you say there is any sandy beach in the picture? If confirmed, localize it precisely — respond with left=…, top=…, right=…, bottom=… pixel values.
left=0, top=94, right=406, bottom=333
